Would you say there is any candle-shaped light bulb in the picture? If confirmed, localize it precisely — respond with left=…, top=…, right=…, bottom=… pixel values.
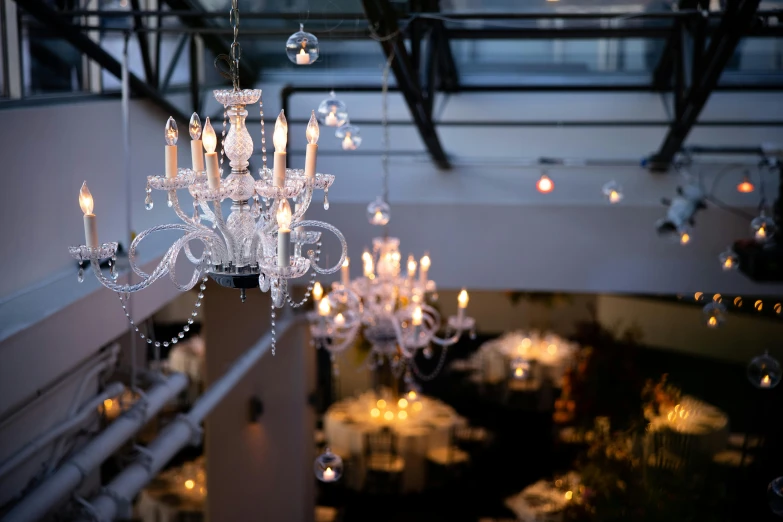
left=79, top=181, right=98, bottom=247
left=312, top=281, right=323, bottom=302
left=407, top=255, right=417, bottom=278
left=306, top=111, right=319, bottom=144
left=341, top=257, right=350, bottom=286
left=318, top=297, right=331, bottom=317
left=609, top=190, right=620, bottom=204
left=420, top=254, right=431, bottom=271
left=419, top=253, right=431, bottom=285
left=273, top=110, right=288, bottom=151
left=165, top=116, right=178, bottom=145
left=458, top=288, right=469, bottom=309
left=202, top=118, right=216, bottom=154
left=412, top=306, right=423, bottom=326
left=79, top=181, right=94, bottom=215
left=189, top=113, right=202, bottom=140
left=276, top=199, right=292, bottom=232
left=362, top=249, right=371, bottom=263
left=335, top=313, right=345, bottom=326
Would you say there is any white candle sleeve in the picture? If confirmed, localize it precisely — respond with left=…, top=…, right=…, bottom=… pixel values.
left=304, top=143, right=317, bottom=181
left=278, top=230, right=290, bottom=268
left=191, top=140, right=205, bottom=172
left=419, top=268, right=428, bottom=286
left=341, top=264, right=350, bottom=286
left=205, top=152, right=220, bottom=190
left=274, top=152, right=286, bottom=188
left=84, top=214, right=98, bottom=248
left=457, top=307, right=465, bottom=323
left=165, top=145, right=178, bottom=179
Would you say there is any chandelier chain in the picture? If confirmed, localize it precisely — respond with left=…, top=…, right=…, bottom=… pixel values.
left=409, top=345, right=449, bottom=381
left=380, top=50, right=394, bottom=206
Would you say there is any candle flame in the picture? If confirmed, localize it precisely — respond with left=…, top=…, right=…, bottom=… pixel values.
left=680, top=231, right=691, bottom=245
left=762, top=375, right=771, bottom=386
left=341, top=132, right=356, bottom=151
left=164, top=116, right=178, bottom=145
left=458, top=288, right=469, bottom=308
left=398, top=398, right=408, bottom=408
left=536, top=174, right=553, bottom=193
left=342, top=257, right=349, bottom=268
left=318, top=297, right=331, bottom=316
left=412, top=306, right=423, bottom=326
left=420, top=254, right=431, bottom=270
left=312, top=281, right=323, bottom=301
left=185, top=479, right=195, bottom=490
left=202, top=117, right=216, bottom=153
left=189, top=112, right=202, bottom=140
left=371, top=408, right=380, bottom=417
left=708, top=316, right=717, bottom=327
left=407, top=255, right=417, bottom=277
left=276, top=199, right=292, bottom=231
left=79, top=181, right=94, bottom=215
left=273, top=110, right=288, bottom=151
left=306, top=111, right=319, bottom=144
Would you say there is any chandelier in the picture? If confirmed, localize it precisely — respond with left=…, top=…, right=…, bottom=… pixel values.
left=306, top=54, right=475, bottom=382
left=69, top=0, right=347, bottom=355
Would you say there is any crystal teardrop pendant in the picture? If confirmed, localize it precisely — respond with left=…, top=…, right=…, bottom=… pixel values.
left=193, top=205, right=200, bottom=223
left=167, top=193, right=173, bottom=208
left=145, top=194, right=154, bottom=210
left=323, top=191, right=330, bottom=210
left=77, top=266, right=85, bottom=283
left=110, top=261, right=118, bottom=280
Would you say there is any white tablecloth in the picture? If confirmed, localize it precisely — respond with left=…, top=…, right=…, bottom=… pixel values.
left=135, top=458, right=206, bottom=522
left=323, top=391, right=466, bottom=492
left=467, top=331, right=578, bottom=386
left=505, top=472, right=580, bottom=522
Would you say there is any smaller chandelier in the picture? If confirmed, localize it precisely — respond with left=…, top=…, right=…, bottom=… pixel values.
left=308, top=237, right=474, bottom=379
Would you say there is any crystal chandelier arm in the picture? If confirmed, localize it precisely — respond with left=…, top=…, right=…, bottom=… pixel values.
left=290, top=182, right=314, bottom=224
left=165, top=231, right=212, bottom=291
left=168, top=190, right=212, bottom=264
left=210, top=200, right=237, bottom=262
left=292, top=220, right=347, bottom=274
left=199, top=201, right=216, bottom=223
left=127, top=224, right=228, bottom=279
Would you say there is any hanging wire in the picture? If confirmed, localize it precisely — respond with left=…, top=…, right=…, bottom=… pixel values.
left=214, top=0, right=242, bottom=90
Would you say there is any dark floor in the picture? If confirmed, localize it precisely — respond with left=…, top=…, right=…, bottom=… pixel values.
left=316, top=334, right=783, bottom=522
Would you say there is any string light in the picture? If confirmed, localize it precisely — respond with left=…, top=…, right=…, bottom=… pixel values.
left=736, top=174, right=755, bottom=193
left=536, top=173, right=554, bottom=194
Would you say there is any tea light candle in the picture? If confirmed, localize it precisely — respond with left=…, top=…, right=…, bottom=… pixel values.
left=296, top=48, right=310, bottom=65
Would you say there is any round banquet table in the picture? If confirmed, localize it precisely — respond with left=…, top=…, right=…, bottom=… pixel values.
left=468, top=331, right=578, bottom=386
left=646, top=395, right=729, bottom=460
left=135, top=458, right=206, bottom=522
left=323, top=390, right=467, bottom=492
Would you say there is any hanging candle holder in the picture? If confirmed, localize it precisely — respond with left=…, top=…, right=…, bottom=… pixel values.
left=336, top=124, right=362, bottom=151
left=602, top=180, right=624, bottom=204
left=702, top=301, right=726, bottom=328
left=751, top=211, right=776, bottom=243
left=747, top=351, right=781, bottom=389
left=367, top=197, right=391, bottom=226
left=317, top=92, right=349, bottom=127
left=286, top=24, right=319, bottom=65
left=314, top=448, right=343, bottom=482
left=718, top=248, right=739, bottom=271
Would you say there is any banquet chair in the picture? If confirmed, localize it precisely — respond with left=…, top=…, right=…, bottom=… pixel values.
left=426, top=426, right=471, bottom=487
left=363, top=427, right=405, bottom=495
left=649, top=430, right=692, bottom=472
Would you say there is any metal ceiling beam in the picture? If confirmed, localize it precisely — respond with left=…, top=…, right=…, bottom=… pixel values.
left=13, top=0, right=188, bottom=122
left=652, top=0, right=706, bottom=91
left=361, top=0, right=450, bottom=169
left=648, top=0, right=762, bottom=171
left=161, top=0, right=257, bottom=85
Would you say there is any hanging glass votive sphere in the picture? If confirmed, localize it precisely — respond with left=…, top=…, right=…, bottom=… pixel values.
left=602, top=180, right=623, bottom=204
left=510, top=358, right=531, bottom=380
left=317, top=93, right=348, bottom=127
left=702, top=301, right=726, bottom=329
left=336, top=124, right=362, bottom=151
left=751, top=212, right=776, bottom=243
left=747, top=351, right=781, bottom=389
left=314, top=448, right=343, bottom=483
left=718, top=249, right=739, bottom=271
left=768, top=477, right=783, bottom=516
left=367, top=197, right=391, bottom=226
left=536, top=173, right=554, bottom=194
left=286, top=24, right=319, bottom=65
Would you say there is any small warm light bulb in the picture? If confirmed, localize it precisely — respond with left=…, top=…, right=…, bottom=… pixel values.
left=756, top=226, right=767, bottom=241
left=79, top=181, right=94, bottom=215
left=680, top=231, right=691, bottom=245
left=164, top=116, right=178, bottom=145
left=407, top=390, right=417, bottom=400
left=713, top=293, right=722, bottom=303
left=565, top=491, right=573, bottom=501
left=413, top=402, right=423, bottom=412
left=185, top=479, right=195, bottom=490
left=755, top=299, right=763, bottom=311
left=515, top=367, right=524, bottom=377
left=334, top=313, right=345, bottom=326
left=273, top=110, right=288, bottom=151
left=412, top=306, right=423, bottom=326
left=362, top=249, right=371, bottom=263
left=371, top=408, right=380, bottom=417
left=189, top=112, right=202, bottom=140
left=312, top=281, right=323, bottom=301
left=609, top=190, right=621, bottom=204
left=364, top=258, right=374, bottom=278
left=420, top=254, right=431, bottom=270
left=384, top=411, right=394, bottom=421
left=398, top=410, right=408, bottom=420
left=708, top=316, right=717, bottom=327
left=202, top=117, right=216, bottom=153
left=522, top=338, right=532, bottom=348
left=318, top=298, right=331, bottom=316
left=737, top=175, right=755, bottom=193
left=103, top=399, right=113, bottom=409
left=694, top=292, right=703, bottom=301
left=377, top=399, right=387, bottom=409
left=536, top=174, right=553, bottom=193
left=398, top=398, right=408, bottom=408
left=458, top=289, right=469, bottom=309
left=276, top=199, right=292, bottom=231
left=724, top=258, right=733, bottom=269
left=761, top=374, right=772, bottom=387
left=306, top=111, right=319, bottom=145
left=407, top=256, right=417, bottom=277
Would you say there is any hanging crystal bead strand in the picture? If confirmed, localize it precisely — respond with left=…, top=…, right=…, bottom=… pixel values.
left=77, top=262, right=85, bottom=283
left=285, top=241, right=322, bottom=308
left=116, top=274, right=208, bottom=345
left=220, top=107, right=228, bottom=168
left=260, top=97, right=268, bottom=170
left=270, top=305, right=277, bottom=356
